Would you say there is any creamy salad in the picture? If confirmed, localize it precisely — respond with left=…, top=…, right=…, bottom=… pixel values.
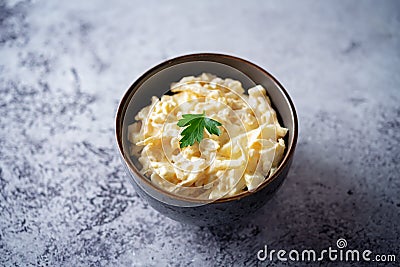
left=128, top=73, right=287, bottom=199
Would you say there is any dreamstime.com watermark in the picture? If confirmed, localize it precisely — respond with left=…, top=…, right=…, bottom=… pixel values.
left=257, top=238, right=396, bottom=263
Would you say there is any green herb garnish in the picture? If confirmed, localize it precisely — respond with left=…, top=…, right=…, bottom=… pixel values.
left=177, top=111, right=222, bottom=148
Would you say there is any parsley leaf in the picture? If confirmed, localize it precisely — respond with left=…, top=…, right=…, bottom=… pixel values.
left=177, top=111, right=222, bottom=148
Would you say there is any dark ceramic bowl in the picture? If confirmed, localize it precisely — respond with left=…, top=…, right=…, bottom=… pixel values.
left=115, top=53, right=298, bottom=226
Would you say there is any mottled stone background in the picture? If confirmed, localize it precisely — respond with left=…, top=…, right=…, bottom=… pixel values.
left=0, top=0, right=399, bottom=266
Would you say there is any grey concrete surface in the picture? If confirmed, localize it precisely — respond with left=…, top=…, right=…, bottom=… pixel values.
left=0, top=0, right=399, bottom=266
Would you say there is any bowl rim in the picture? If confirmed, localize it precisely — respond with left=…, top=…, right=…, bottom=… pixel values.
left=115, top=53, right=298, bottom=204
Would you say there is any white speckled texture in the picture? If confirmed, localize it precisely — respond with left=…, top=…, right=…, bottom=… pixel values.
left=0, top=0, right=399, bottom=266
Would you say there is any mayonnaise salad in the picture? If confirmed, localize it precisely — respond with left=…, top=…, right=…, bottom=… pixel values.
left=128, top=73, right=288, bottom=199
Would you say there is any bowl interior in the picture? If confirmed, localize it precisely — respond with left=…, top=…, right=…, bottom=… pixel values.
left=118, top=55, right=297, bottom=205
